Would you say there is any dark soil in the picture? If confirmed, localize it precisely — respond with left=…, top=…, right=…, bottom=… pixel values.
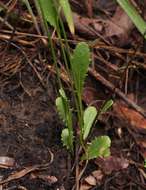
left=0, top=1, right=146, bottom=190
left=0, top=43, right=145, bottom=190
left=0, top=49, right=71, bottom=189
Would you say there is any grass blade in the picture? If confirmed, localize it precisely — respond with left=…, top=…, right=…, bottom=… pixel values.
left=116, top=0, right=146, bottom=39
left=59, top=0, right=74, bottom=34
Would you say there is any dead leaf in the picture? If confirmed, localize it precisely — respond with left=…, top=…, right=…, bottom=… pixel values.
left=82, top=87, right=106, bottom=109
left=0, top=163, right=50, bottom=185
left=72, top=12, right=103, bottom=39
left=0, top=156, right=15, bottom=168
left=92, top=170, right=103, bottom=183
left=113, top=101, right=146, bottom=133
left=95, top=156, right=129, bottom=174
left=105, top=7, right=134, bottom=46
left=114, top=100, right=146, bottom=158
left=30, top=172, right=57, bottom=185
left=80, top=170, right=103, bottom=190
left=84, top=175, right=96, bottom=186
left=83, top=87, right=99, bottom=106
left=137, top=138, right=146, bottom=158
left=79, top=183, right=92, bottom=190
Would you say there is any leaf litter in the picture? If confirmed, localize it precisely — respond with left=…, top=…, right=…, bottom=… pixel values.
left=0, top=0, right=146, bottom=189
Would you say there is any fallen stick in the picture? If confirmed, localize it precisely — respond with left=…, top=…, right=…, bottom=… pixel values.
left=88, top=67, right=146, bottom=118
left=47, top=64, right=146, bottom=118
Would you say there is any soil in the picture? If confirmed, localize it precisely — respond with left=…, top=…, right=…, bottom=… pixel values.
left=0, top=48, right=71, bottom=189
left=0, top=0, right=146, bottom=190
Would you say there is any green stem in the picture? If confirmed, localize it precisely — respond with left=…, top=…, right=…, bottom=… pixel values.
left=36, top=0, right=62, bottom=88
left=56, top=6, right=85, bottom=148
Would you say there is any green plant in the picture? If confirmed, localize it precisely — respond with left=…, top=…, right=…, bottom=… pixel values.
left=33, top=0, right=113, bottom=160
left=116, top=0, right=146, bottom=39
left=56, top=88, right=74, bottom=152
left=56, top=42, right=113, bottom=159
left=36, top=0, right=74, bottom=34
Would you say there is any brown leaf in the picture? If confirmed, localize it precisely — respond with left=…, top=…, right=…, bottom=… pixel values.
left=0, top=164, right=50, bottom=185
left=82, top=87, right=105, bottom=109
left=83, top=87, right=98, bottom=106
left=92, top=170, right=104, bottom=183
left=79, top=183, right=92, bottom=190
left=105, top=7, right=134, bottom=46
left=137, top=138, right=146, bottom=158
left=30, top=173, right=57, bottom=185
left=80, top=170, right=104, bottom=190
left=113, top=101, right=146, bottom=133
left=0, top=156, right=15, bottom=168
left=95, top=156, right=129, bottom=174
left=84, top=175, right=96, bottom=186
left=114, top=100, right=146, bottom=158
left=72, top=12, right=103, bottom=39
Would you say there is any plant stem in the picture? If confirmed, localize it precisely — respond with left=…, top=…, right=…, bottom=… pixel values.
left=36, top=0, right=62, bottom=88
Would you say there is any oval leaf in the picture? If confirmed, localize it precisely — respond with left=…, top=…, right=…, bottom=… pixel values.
left=83, top=106, right=97, bottom=140
left=100, top=99, right=113, bottom=114
left=82, top=136, right=111, bottom=160
left=61, top=128, right=73, bottom=151
left=61, top=128, right=70, bottom=149
left=56, top=97, right=66, bottom=124
left=59, top=88, right=67, bottom=100
left=71, top=42, right=90, bottom=95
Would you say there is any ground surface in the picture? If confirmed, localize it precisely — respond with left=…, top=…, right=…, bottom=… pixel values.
left=0, top=0, right=146, bottom=190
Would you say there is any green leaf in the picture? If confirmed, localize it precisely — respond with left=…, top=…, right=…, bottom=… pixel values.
left=56, top=88, right=74, bottom=152
left=38, top=0, right=58, bottom=28
left=56, top=97, right=66, bottom=124
left=71, top=42, right=90, bottom=96
left=83, top=106, right=97, bottom=140
left=59, top=88, right=67, bottom=100
left=116, top=0, right=146, bottom=39
left=59, top=0, right=74, bottom=34
left=102, top=148, right=111, bottom=158
left=61, top=128, right=74, bottom=150
left=56, top=88, right=70, bottom=126
left=82, top=136, right=111, bottom=160
left=61, top=128, right=69, bottom=149
left=100, top=99, right=113, bottom=114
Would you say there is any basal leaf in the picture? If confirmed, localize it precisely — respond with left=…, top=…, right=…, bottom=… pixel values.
left=56, top=88, right=70, bottom=125
left=61, top=128, right=74, bottom=150
left=83, top=106, right=97, bottom=140
left=82, top=136, right=111, bottom=160
left=59, top=88, right=67, bottom=100
left=102, top=148, right=111, bottom=158
left=59, top=0, right=74, bottom=34
left=61, top=128, right=70, bottom=149
left=100, top=99, right=113, bottom=114
left=56, top=89, right=74, bottom=151
left=56, top=97, right=66, bottom=124
left=71, top=42, right=90, bottom=96
left=38, top=0, right=58, bottom=28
